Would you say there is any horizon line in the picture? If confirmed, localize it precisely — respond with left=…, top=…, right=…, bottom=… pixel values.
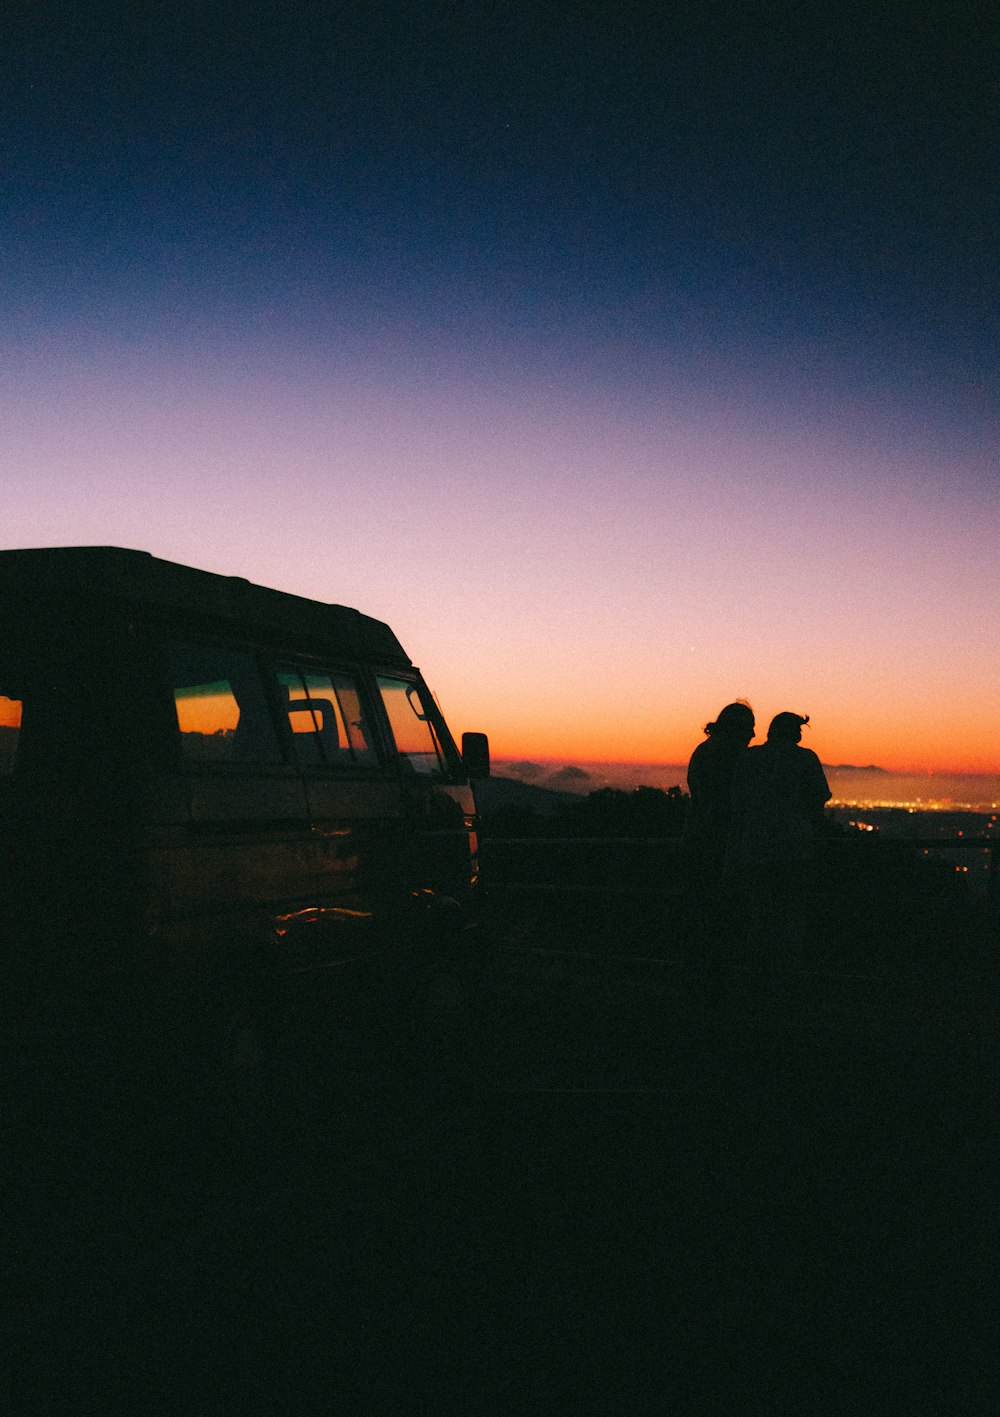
left=490, top=756, right=997, bottom=777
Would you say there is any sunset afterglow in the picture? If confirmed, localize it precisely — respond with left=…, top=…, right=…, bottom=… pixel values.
left=2, top=8, right=995, bottom=780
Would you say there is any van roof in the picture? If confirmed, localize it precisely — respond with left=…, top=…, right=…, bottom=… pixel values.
left=0, top=546, right=412, bottom=666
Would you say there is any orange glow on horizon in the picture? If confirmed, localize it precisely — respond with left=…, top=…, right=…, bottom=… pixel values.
left=464, top=718, right=998, bottom=778
left=431, top=651, right=1000, bottom=781
left=485, top=746, right=996, bottom=777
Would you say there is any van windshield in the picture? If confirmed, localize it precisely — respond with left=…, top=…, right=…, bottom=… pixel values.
left=376, top=676, right=448, bottom=776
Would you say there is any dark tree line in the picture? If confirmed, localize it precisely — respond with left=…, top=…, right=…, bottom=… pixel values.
left=480, top=785, right=689, bottom=840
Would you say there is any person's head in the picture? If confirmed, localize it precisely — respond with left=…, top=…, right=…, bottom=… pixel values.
left=767, top=711, right=809, bottom=743
left=704, top=701, right=755, bottom=744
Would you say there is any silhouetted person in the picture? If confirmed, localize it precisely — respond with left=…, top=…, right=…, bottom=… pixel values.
left=728, top=712, right=831, bottom=987
left=681, top=701, right=755, bottom=1003
left=683, top=702, right=756, bottom=859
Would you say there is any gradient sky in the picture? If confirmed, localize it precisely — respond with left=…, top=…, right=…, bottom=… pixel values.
left=2, top=3, right=997, bottom=773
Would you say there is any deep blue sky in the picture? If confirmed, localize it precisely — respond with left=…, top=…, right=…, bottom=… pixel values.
left=2, top=1, right=997, bottom=768
left=5, top=1, right=994, bottom=405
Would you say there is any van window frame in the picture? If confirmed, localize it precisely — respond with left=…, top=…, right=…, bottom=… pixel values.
left=158, top=636, right=465, bottom=784
left=0, top=613, right=140, bottom=784
left=163, top=637, right=295, bottom=777
left=268, top=656, right=385, bottom=777
left=0, top=673, right=24, bottom=778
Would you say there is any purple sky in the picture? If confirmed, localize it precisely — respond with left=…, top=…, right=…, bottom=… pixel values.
left=2, top=3, right=997, bottom=771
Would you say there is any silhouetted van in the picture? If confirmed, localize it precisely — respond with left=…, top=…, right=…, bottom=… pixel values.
left=0, top=547, right=490, bottom=1126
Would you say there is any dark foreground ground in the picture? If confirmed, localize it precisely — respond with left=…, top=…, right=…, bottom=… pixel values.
left=4, top=950, right=997, bottom=1416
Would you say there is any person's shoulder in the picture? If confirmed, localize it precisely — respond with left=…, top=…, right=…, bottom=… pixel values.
left=797, top=746, right=828, bottom=776
left=687, top=739, right=709, bottom=771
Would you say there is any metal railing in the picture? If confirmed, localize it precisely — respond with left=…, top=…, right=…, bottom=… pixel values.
left=481, top=832, right=1000, bottom=910
left=480, top=834, right=999, bottom=1011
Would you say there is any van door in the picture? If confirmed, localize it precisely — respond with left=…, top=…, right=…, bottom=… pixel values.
left=154, top=642, right=313, bottom=964
left=271, top=661, right=409, bottom=1066
left=274, top=663, right=401, bottom=959
left=374, top=674, right=478, bottom=931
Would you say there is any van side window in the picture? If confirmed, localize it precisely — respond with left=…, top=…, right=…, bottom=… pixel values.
left=277, top=667, right=377, bottom=769
left=0, top=686, right=23, bottom=775
left=170, top=645, right=281, bottom=765
left=376, top=676, right=445, bottom=776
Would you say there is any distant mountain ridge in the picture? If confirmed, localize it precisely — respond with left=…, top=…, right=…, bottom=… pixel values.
left=474, top=774, right=577, bottom=816
left=494, top=757, right=891, bottom=787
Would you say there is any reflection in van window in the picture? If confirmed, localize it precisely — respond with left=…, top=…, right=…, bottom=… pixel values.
left=278, top=668, right=377, bottom=768
left=330, top=676, right=377, bottom=764
left=377, top=676, right=444, bottom=775
left=170, top=646, right=281, bottom=764
left=0, top=689, right=23, bottom=775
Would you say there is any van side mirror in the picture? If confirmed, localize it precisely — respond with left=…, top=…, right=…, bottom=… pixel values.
left=461, top=731, right=490, bottom=779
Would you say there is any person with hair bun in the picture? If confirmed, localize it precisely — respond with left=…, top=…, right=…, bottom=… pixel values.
left=682, top=701, right=756, bottom=862
left=681, top=701, right=756, bottom=1003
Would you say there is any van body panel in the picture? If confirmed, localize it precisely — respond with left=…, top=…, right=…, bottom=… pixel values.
left=0, top=547, right=487, bottom=1078
left=185, top=773, right=309, bottom=826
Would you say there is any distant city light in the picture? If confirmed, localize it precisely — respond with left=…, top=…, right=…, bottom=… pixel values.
left=830, top=797, right=987, bottom=812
